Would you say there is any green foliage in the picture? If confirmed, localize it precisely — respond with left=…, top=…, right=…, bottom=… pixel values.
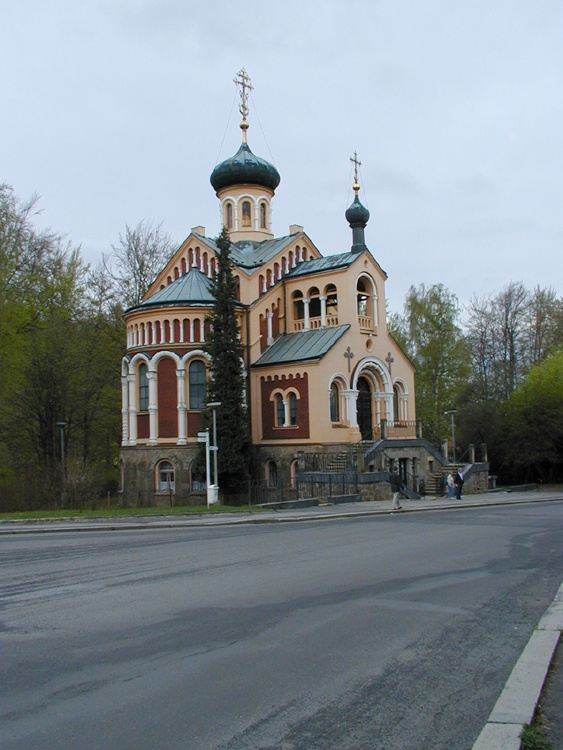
left=0, top=186, right=123, bottom=510
left=500, top=350, right=563, bottom=483
left=396, top=283, right=470, bottom=439
left=203, top=227, right=251, bottom=495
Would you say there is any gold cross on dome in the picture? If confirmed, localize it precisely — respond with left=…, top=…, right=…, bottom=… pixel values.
left=350, top=151, right=361, bottom=190
left=234, top=68, right=253, bottom=121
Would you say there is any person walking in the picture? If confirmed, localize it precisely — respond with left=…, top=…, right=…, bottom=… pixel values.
left=454, top=469, right=464, bottom=499
left=389, top=467, right=404, bottom=511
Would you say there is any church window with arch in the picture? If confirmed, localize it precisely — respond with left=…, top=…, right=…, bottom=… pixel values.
left=138, top=362, right=149, bottom=412
left=242, top=200, right=252, bottom=228
left=289, top=392, right=298, bottom=426
left=292, top=290, right=304, bottom=322
left=330, top=382, right=340, bottom=422
left=188, top=360, right=207, bottom=410
left=266, top=460, right=278, bottom=487
left=259, top=201, right=267, bottom=229
left=157, top=460, right=175, bottom=492
left=275, top=393, right=285, bottom=427
left=224, top=202, right=234, bottom=229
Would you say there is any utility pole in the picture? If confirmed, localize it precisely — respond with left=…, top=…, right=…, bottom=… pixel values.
left=444, top=410, right=457, bottom=463
left=56, top=422, right=67, bottom=506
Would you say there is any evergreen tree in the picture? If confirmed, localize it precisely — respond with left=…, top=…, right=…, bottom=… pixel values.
left=204, top=227, right=251, bottom=496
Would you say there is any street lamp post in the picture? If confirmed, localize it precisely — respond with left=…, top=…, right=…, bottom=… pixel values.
left=444, top=410, right=457, bottom=463
left=56, top=421, right=67, bottom=506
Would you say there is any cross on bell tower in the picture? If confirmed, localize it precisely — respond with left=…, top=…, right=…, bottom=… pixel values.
left=350, top=151, right=362, bottom=193
left=234, top=68, right=253, bottom=142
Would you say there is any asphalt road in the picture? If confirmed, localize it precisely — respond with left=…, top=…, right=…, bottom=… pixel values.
left=2, top=503, right=562, bottom=750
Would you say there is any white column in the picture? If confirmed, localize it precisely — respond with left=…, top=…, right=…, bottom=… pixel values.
left=147, top=371, right=158, bottom=446
left=179, top=320, right=184, bottom=343
left=267, top=313, right=274, bottom=346
left=176, top=368, right=187, bottom=445
left=303, top=298, right=311, bottom=331
left=283, top=398, right=290, bottom=427
left=320, top=295, right=327, bottom=327
left=384, top=393, right=393, bottom=422
left=375, top=394, right=382, bottom=425
left=121, top=375, right=129, bottom=445
left=169, top=322, right=175, bottom=344
left=342, top=389, right=359, bottom=428
left=401, top=394, right=408, bottom=421
left=127, top=373, right=137, bottom=445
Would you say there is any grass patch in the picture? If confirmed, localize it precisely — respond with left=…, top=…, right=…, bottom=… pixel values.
left=0, top=505, right=263, bottom=522
left=520, top=723, right=553, bottom=750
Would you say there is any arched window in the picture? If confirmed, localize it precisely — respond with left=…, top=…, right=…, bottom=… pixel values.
left=157, top=460, right=175, bottom=492
left=393, top=385, right=400, bottom=422
left=138, top=363, right=149, bottom=411
left=308, top=286, right=321, bottom=319
left=225, top=202, right=233, bottom=229
left=325, top=283, right=338, bottom=314
left=330, top=382, right=340, bottom=422
left=293, top=290, right=304, bottom=321
left=275, top=393, right=285, bottom=427
left=189, top=360, right=207, bottom=410
left=242, top=200, right=251, bottom=228
left=290, top=459, right=298, bottom=489
left=266, top=460, right=277, bottom=487
left=190, top=463, right=206, bottom=491
left=260, top=202, right=267, bottom=229
left=289, top=393, right=297, bottom=426
left=357, top=278, right=369, bottom=316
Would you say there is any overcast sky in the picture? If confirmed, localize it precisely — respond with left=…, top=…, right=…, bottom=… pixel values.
left=2, top=0, right=562, bottom=314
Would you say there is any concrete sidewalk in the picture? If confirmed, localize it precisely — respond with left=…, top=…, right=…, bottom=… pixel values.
left=1, top=488, right=562, bottom=534
left=2, top=488, right=562, bottom=749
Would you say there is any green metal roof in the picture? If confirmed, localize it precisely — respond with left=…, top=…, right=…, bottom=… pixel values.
left=284, top=252, right=361, bottom=279
left=253, top=325, right=350, bottom=368
left=127, top=268, right=215, bottom=312
left=196, top=233, right=300, bottom=274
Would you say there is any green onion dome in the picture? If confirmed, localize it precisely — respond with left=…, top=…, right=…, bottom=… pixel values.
left=210, top=142, right=281, bottom=193
left=345, top=194, right=370, bottom=228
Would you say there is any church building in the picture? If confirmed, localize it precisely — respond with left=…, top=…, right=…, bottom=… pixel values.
left=120, top=70, right=458, bottom=506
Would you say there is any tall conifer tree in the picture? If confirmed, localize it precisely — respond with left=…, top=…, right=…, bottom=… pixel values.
left=205, top=227, right=251, bottom=494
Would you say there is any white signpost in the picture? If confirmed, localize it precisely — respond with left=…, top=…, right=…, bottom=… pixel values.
left=197, top=429, right=219, bottom=508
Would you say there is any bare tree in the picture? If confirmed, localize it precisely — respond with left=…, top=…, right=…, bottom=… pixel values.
left=109, top=220, right=175, bottom=308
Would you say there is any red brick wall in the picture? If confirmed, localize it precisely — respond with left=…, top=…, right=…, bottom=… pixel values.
left=187, top=411, right=203, bottom=437
left=157, top=358, right=177, bottom=438
left=261, top=373, right=309, bottom=439
left=137, top=413, right=149, bottom=439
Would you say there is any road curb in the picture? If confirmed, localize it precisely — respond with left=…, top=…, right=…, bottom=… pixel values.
left=472, top=582, right=563, bottom=749
left=0, top=495, right=561, bottom=535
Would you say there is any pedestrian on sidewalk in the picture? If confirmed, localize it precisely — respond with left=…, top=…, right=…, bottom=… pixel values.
left=454, top=469, right=464, bottom=499
left=447, top=471, right=455, bottom=498
left=389, top=467, right=404, bottom=511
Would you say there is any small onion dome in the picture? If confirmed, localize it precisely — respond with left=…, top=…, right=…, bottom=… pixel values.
left=210, top=142, right=281, bottom=193
left=345, top=193, right=370, bottom=228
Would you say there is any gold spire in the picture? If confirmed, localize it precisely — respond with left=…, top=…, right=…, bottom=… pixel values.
left=350, top=151, right=362, bottom=194
left=234, top=68, right=253, bottom=143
